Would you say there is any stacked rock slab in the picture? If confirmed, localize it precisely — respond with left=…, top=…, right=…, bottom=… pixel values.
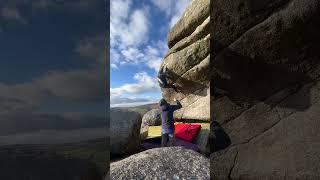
left=110, top=109, right=142, bottom=155
left=140, top=109, right=161, bottom=140
left=211, top=0, right=320, bottom=178
left=160, top=0, right=210, bottom=121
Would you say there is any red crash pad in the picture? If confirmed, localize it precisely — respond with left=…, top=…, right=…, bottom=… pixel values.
left=174, top=123, right=201, bottom=142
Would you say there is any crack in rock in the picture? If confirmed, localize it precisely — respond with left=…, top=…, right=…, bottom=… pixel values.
left=228, top=150, right=238, bottom=180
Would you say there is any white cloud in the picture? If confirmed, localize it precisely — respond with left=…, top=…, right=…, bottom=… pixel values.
left=110, top=48, right=120, bottom=65
left=113, top=40, right=167, bottom=72
left=125, top=9, right=149, bottom=45
left=111, top=100, right=158, bottom=108
left=110, top=71, right=161, bottom=106
left=0, top=82, right=47, bottom=113
left=110, top=0, right=190, bottom=71
left=142, top=42, right=167, bottom=72
left=150, top=0, right=173, bottom=16
left=146, top=59, right=162, bottom=72
left=150, top=0, right=191, bottom=28
left=111, top=0, right=162, bottom=72
left=110, top=0, right=131, bottom=23
left=110, top=94, right=159, bottom=107
left=110, top=96, right=152, bottom=105
left=111, top=0, right=149, bottom=48
left=121, top=47, right=144, bottom=63
left=110, top=71, right=159, bottom=97
left=31, top=0, right=98, bottom=9
left=1, top=7, right=27, bottom=24
left=111, top=63, right=118, bottom=70
left=169, top=15, right=180, bottom=28
left=0, top=0, right=98, bottom=26
left=0, top=66, right=105, bottom=114
left=75, top=34, right=106, bottom=65
left=109, top=0, right=190, bottom=107
left=36, top=68, right=104, bottom=102
left=31, top=0, right=52, bottom=9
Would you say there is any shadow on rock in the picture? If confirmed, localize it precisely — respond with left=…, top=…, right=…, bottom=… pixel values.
left=211, top=41, right=314, bottom=111
left=163, top=67, right=209, bottom=98
left=210, top=121, right=231, bottom=153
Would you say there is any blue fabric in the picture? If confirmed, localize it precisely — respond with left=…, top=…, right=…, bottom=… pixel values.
left=159, top=101, right=182, bottom=134
left=162, top=128, right=174, bottom=134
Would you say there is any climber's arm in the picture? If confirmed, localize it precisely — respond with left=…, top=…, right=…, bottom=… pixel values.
left=172, top=98, right=182, bottom=110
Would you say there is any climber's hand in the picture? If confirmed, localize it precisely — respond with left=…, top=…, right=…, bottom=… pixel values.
left=173, top=98, right=177, bottom=101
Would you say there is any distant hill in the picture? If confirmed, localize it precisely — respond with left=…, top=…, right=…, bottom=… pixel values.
left=0, top=113, right=105, bottom=136
left=0, top=138, right=108, bottom=180
left=112, top=103, right=158, bottom=115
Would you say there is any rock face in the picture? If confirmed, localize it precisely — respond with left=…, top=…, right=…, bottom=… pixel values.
left=211, top=0, right=320, bottom=178
left=140, top=109, right=161, bottom=130
left=160, top=0, right=210, bottom=121
left=110, top=109, right=142, bottom=154
left=110, top=147, right=209, bottom=179
left=140, top=108, right=161, bottom=140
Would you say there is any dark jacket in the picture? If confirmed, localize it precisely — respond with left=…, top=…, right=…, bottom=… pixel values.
left=159, top=100, right=182, bottom=134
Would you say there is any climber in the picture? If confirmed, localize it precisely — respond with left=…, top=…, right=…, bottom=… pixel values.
left=157, top=63, right=179, bottom=92
left=159, top=97, right=182, bottom=147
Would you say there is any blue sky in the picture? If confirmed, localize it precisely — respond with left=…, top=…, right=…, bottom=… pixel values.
left=0, top=0, right=106, bottom=121
left=110, top=0, right=191, bottom=107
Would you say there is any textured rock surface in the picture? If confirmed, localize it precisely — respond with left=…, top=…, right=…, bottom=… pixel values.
left=160, top=0, right=210, bottom=121
left=211, top=0, right=320, bottom=178
left=110, top=109, right=142, bottom=154
left=141, top=109, right=161, bottom=128
left=140, top=109, right=161, bottom=139
left=110, top=147, right=209, bottom=180
left=167, top=0, right=210, bottom=49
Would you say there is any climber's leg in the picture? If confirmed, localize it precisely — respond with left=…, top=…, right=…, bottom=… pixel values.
left=158, top=75, right=170, bottom=88
left=158, top=70, right=181, bottom=93
left=168, top=133, right=175, bottom=146
left=161, top=133, right=169, bottom=147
